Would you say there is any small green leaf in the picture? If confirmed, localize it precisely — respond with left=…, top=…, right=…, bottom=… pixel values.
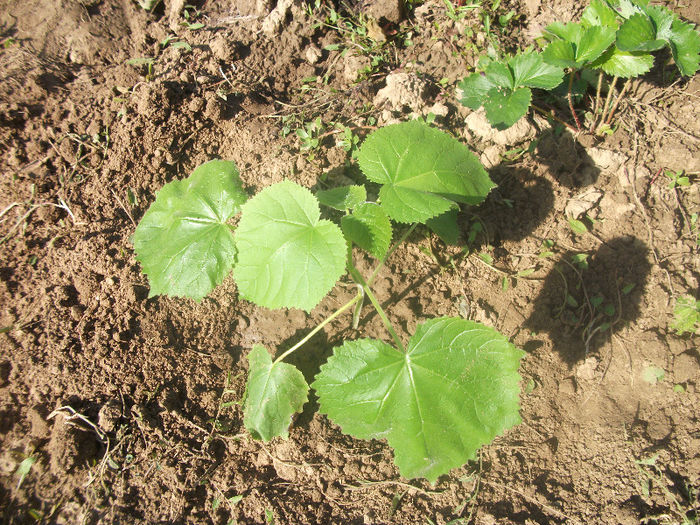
left=341, top=202, right=393, bottom=259
left=426, top=208, right=460, bottom=245
left=567, top=217, right=588, bottom=234
left=243, top=345, right=309, bottom=441
left=133, top=159, right=247, bottom=300
left=484, top=87, right=532, bottom=129
left=668, top=18, right=700, bottom=76
left=316, top=185, right=367, bottom=210
left=458, top=73, right=494, bottom=110
left=576, top=25, right=617, bottom=63
left=671, top=296, right=700, bottom=335
left=234, top=181, right=347, bottom=311
left=517, top=268, right=535, bottom=277
left=543, top=39, right=578, bottom=69
left=229, top=495, right=243, bottom=505
left=617, top=13, right=666, bottom=51
left=313, top=318, right=524, bottom=482
left=642, top=365, right=665, bottom=385
left=581, top=0, right=620, bottom=28
left=509, top=52, right=564, bottom=89
left=357, top=121, right=494, bottom=223
left=478, top=252, right=493, bottom=265
left=484, top=61, right=514, bottom=90
left=15, top=456, right=36, bottom=488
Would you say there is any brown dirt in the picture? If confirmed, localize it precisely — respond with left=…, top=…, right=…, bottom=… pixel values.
left=1, top=0, right=699, bottom=523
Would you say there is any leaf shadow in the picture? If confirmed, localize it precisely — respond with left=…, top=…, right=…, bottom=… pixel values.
left=524, top=235, right=651, bottom=366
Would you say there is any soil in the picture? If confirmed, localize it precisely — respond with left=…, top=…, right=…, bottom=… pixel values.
left=1, top=0, right=699, bottom=523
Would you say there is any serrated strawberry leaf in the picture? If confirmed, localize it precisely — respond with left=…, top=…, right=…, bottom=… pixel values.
left=316, top=185, right=367, bottom=211
left=617, top=13, right=667, bottom=51
left=543, top=24, right=616, bottom=68
left=668, top=18, right=700, bottom=76
left=357, top=121, right=494, bottom=224
left=233, top=180, right=347, bottom=311
left=581, top=0, right=620, bottom=28
left=458, top=73, right=495, bottom=110
left=593, top=46, right=654, bottom=77
left=244, top=345, right=309, bottom=441
left=313, top=317, right=524, bottom=483
left=341, top=202, right=393, bottom=260
left=509, top=52, right=565, bottom=89
left=484, top=61, right=514, bottom=90
left=484, top=86, right=532, bottom=130
left=133, top=159, right=247, bottom=301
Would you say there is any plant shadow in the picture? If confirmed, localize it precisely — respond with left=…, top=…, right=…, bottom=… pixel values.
left=524, top=236, right=651, bottom=366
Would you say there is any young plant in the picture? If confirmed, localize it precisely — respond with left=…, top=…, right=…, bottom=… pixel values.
left=458, top=50, right=565, bottom=129
left=458, top=0, right=700, bottom=132
left=133, top=120, right=525, bottom=483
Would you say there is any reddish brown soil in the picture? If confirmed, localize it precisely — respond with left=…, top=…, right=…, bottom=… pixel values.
left=1, top=0, right=698, bottom=524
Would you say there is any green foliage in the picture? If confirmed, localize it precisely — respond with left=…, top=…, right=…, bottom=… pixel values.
left=133, top=160, right=247, bottom=301
left=357, top=120, right=495, bottom=221
left=133, top=121, right=523, bottom=483
left=233, top=181, right=347, bottom=312
left=341, top=203, right=393, bottom=260
left=243, top=345, right=309, bottom=441
left=543, top=23, right=617, bottom=68
left=312, top=318, right=524, bottom=482
left=458, top=51, right=564, bottom=129
left=316, top=185, right=367, bottom=210
left=671, top=296, right=700, bottom=335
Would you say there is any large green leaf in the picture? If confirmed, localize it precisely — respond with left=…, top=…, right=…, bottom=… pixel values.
left=484, top=61, right=514, bottom=90
left=316, top=185, right=367, bottom=211
left=233, top=180, right=347, bottom=311
left=593, top=46, right=654, bottom=77
left=244, top=345, right=309, bottom=441
left=313, top=317, right=524, bottom=483
left=341, top=202, right=393, bottom=260
left=484, top=86, right=532, bottom=130
left=616, top=12, right=667, bottom=51
left=509, top=52, right=564, bottom=90
left=133, top=159, right=247, bottom=300
left=668, top=18, right=700, bottom=76
left=357, top=121, right=494, bottom=224
left=543, top=23, right=616, bottom=68
left=458, top=73, right=495, bottom=110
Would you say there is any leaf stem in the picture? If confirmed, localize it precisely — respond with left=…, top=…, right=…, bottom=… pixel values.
left=567, top=71, right=582, bottom=132
left=604, top=78, right=632, bottom=126
left=368, top=224, right=417, bottom=285
left=597, top=75, right=618, bottom=132
left=592, top=70, right=604, bottom=127
left=347, top=245, right=406, bottom=352
left=530, top=104, right=578, bottom=133
left=273, top=293, right=362, bottom=364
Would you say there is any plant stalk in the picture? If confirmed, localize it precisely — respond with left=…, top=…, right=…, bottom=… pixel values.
left=567, top=71, right=582, bottom=132
left=597, top=75, right=618, bottom=131
left=368, top=223, right=417, bottom=285
left=592, top=70, right=604, bottom=130
left=530, top=104, right=578, bottom=133
left=273, top=293, right=362, bottom=364
left=604, top=78, right=632, bottom=126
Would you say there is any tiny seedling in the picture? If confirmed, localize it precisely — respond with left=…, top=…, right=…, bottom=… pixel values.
left=133, top=120, right=525, bottom=483
left=666, top=169, right=690, bottom=189
left=671, top=296, right=700, bottom=335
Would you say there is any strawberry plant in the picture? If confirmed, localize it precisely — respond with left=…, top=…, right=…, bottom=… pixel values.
left=459, top=0, right=700, bottom=132
left=133, top=120, right=525, bottom=483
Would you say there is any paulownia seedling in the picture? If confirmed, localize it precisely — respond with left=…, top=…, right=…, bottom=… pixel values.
left=133, top=120, right=525, bottom=483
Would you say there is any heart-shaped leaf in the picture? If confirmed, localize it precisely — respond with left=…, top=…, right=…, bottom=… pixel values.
left=244, top=345, right=309, bottom=441
left=341, top=202, right=393, bottom=259
left=133, top=159, right=247, bottom=300
left=233, top=180, right=347, bottom=311
left=313, top=317, right=524, bottom=482
left=357, top=121, right=494, bottom=224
